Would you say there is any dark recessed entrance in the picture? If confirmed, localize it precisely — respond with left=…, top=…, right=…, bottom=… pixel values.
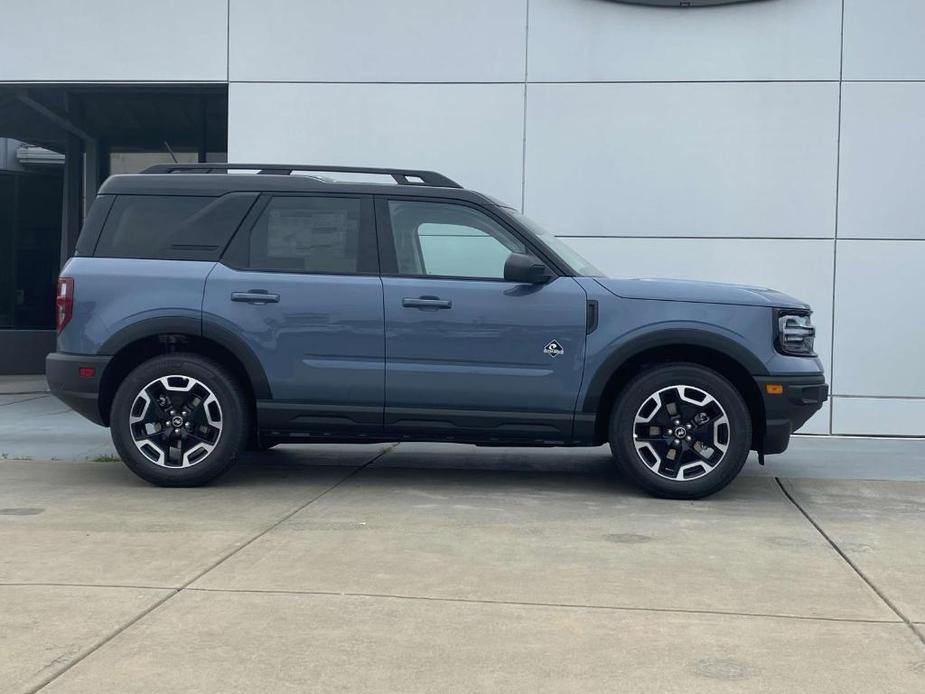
left=0, top=84, right=227, bottom=373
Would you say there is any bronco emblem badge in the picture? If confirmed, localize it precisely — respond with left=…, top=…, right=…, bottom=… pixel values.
left=544, top=340, right=565, bottom=358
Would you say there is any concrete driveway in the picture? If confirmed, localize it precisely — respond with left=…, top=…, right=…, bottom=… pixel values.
left=1, top=383, right=924, bottom=692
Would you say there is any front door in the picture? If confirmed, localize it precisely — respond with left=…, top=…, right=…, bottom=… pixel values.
left=379, top=198, right=588, bottom=442
left=203, top=193, right=384, bottom=434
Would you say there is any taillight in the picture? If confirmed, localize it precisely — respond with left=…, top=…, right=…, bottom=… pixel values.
left=56, top=277, right=74, bottom=334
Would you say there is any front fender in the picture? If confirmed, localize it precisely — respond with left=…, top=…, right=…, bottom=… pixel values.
left=580, top=321, right=769, bottom=415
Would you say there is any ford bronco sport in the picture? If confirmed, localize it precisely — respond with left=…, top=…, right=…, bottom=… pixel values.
left=46, top=164, right=828, bottom=498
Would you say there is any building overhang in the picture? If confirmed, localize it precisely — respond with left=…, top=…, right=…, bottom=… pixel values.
left=0, top=83, right=227, bottom=153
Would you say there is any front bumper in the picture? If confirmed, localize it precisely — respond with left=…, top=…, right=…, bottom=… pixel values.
left=754, top=374, right=828, bottom=455
left=45, top=352, right=111, bottom=426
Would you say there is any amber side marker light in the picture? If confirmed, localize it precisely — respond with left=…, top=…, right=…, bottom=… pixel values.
left=765, top=384, right=784, bottom=395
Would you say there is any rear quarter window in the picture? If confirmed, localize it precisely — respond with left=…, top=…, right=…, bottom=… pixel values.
left=93, top=193, right=257, bottom=260
left=74, top=195, right=115, bottom=257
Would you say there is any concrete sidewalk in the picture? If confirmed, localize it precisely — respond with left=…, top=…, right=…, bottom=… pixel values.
left=0, top=375, right=47, bottom=395
left=1, top=444, right=924, bottom=693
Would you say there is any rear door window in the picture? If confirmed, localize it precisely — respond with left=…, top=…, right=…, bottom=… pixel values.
left=226, top=195, right=377, bottom=275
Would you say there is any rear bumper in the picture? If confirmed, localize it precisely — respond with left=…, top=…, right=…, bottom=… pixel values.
left=45, top=352, right=111, bottom=426
left=755, top=374, right=828, bottom=455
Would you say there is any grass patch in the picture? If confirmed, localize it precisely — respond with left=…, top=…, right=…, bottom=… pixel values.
left=92, top=454, right=121, bottom=463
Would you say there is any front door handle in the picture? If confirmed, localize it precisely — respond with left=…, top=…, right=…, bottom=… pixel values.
left=231, top=291, right=280, bottom=305
left=402, top=296, right=452, bottom=310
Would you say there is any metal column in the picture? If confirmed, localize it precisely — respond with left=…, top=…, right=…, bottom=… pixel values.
left=60, top=132, right=83, bottom=265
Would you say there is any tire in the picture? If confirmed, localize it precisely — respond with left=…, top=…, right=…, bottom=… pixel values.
left=609, top=363, right=751, bottom=499
left=110, top=353, right=249, bottom=487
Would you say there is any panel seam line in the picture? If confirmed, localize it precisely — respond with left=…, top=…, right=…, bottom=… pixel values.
left=829, top=0, right=846, bottom=434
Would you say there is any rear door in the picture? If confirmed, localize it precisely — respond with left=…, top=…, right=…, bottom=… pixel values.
left=203, top=193, right=384, bottom=435
left=378, top=198, right=588, bottom=442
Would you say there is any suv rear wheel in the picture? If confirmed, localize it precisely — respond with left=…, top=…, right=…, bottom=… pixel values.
left=609, top=363, right=751, bottom=499
left=110, top=354, right=248, bottom=486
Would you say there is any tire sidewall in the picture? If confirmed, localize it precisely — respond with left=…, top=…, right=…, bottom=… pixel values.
left=111, top=354, right=248, bottom=486
left=610, top=364, right=752, bottom=499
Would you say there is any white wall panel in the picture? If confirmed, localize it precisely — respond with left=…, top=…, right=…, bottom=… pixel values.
left=2, top=0, right=916, bottom=439
left=528, top=0, right=841, bottom=82
left=229, top=0, right=527, bottom=83
left=833, top=397, right=925, bottom=436
left=524, top=82, right=838, bottom=238
left=832, top=241, right=925, bottom=398
left=838, top=82, right=925, bottom=240
left=0, top=0, right=227, bottom=82
left=843, top=0, right=925, bottom=80
left=228, top=83, right=525, bottom=207
left=800, top=402, right=831, bottom=437
left=565, top=237, right=835, bottom=434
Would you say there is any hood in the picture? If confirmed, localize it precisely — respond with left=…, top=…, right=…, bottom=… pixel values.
left=593, top=277, right=809, bottom=310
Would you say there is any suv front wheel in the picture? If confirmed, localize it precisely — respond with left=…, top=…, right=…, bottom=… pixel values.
left=609, top=363, right=751, bottom=499
left=110, top=354, right=248, bottom=486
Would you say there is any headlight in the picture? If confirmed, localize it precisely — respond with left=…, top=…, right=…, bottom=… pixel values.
left=775, top=310, right=816, bottom=356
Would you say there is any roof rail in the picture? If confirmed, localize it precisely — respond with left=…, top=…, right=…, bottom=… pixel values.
left=139, top=163, right=462, bottom=188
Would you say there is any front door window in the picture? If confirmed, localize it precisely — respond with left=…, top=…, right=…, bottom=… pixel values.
left=387, top=200, right=525, bottom=280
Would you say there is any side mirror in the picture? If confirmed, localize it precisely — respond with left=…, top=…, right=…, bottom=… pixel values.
left=504, top=253, right=553, bottom=284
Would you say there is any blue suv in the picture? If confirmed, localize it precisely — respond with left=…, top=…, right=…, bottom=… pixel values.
left=46, top=164, right=828, bottom=498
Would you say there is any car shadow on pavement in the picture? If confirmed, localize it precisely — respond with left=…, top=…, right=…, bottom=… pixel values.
left=230, top=444, right=754, bottom=502
left=3, top=444, right=774, bottom=503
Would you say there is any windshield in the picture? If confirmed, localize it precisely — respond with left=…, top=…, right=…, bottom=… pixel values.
left=506, top=209, right=604, bottom=277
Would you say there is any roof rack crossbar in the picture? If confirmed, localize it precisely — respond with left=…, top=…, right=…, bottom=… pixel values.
left=140, top=163, right=462, bottom=188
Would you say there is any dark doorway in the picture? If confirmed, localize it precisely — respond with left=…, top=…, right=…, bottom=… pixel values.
left=0, top=171, right=64, bottom=329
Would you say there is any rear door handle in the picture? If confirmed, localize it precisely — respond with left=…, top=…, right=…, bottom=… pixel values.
left=402, top=296, right=452, bottom=310
left=231, top=291, right=280, bottom=305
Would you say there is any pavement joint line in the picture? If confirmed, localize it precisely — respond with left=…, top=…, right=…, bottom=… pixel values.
left=775, top=477, right=925, bottom=650
left=0, top=581, right=173, bottom=591
left=26, top=443, right=397, bottom=693
left=184, top=586, right=902, bottom=626
left=0, top=394, right=48, bottom=406
left=23, top=589, right=176, bottom=694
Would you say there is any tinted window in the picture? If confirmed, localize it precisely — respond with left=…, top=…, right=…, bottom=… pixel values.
left=242, top=196, right=375, bottom=274
left=75, top=195, right=114, bottom=257
left=387, top=200, right=524, bottom=279
left=94, top=194, right=256, bottom=260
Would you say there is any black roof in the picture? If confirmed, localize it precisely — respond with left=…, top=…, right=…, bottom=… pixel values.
left=99, top=164, right=494, bottom=205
